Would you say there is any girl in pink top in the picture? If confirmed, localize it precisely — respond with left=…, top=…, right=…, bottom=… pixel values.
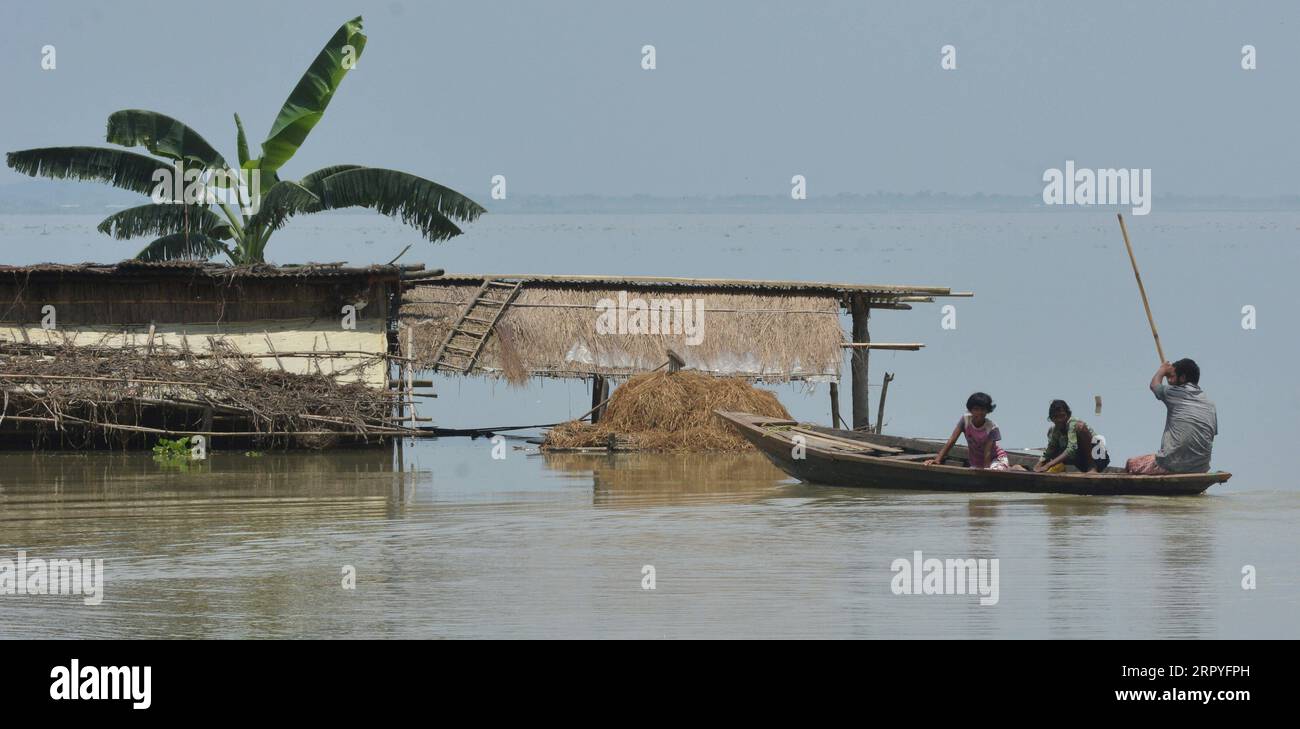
left=925, top=392, right=1011, bottom=470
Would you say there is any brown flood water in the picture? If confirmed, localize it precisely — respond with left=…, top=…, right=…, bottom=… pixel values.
left=0, top=439, right=1296, bottom=639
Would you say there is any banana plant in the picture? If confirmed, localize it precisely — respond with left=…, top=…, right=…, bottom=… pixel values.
left=5, top=17, right=484, bottom=263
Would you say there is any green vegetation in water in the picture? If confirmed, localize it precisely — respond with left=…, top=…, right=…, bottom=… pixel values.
left=244, top=451, right=265, bottom=458
left=152, top=436, right=190, bottom=459
left=152, top=437, right=196, bottom=471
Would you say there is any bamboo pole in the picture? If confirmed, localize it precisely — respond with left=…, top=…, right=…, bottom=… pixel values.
left=386, top=244, right=413, bottom=265
left=0, top=343, right=410, bottom=360
left=263, top=332, right=286, bottom=371
left=839, top=343, right=925, bottom=350
left=829, top=381, right=843, bottom=429
left=875, top=372, right=894, bottom=434
left=0, top=392, right=409, bottom=431
left=0, top=373, right=230, bottom=387
left=409, top=272, right=958, bottom=294
left=389, top=378, right=433, bottom=388
left=405, top=326, right=416, bottom=429
left=0, top=414, right=417, bottom=437
left=1117, top=214, right=1165, bottom=363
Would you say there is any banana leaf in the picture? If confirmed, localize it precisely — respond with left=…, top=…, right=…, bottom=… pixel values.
left=107, top=110, right=227, bottom=169
left=258, top=16, right=367, bottom=174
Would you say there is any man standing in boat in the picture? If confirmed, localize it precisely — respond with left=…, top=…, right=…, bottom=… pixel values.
left=1125, top=358, right=1218, bottom=474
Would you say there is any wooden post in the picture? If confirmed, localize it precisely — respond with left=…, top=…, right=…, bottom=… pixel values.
left=665, top=349, right=686, bottom=373
left=829, top=382, right=843, bottom=429
left=590, top=374, right=608, bottom=424
left=393, top=326, right=406, bottom=438
left=849, top=294, right=871, bottom=430
left=395, top=430, right=405, bottom=472
left=875, top=372, right=894, bottom=434
left=405, top=326, right=416, bottom=429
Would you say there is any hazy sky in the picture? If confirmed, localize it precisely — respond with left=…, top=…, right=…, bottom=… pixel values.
left=2, top=0, right=1298, bottom=197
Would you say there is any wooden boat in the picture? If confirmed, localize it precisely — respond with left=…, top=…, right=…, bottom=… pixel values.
left=717, top=410, right=1232, bottom=496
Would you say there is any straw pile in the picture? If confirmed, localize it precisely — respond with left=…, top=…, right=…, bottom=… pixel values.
left=542, top=370, right=791, bottom=451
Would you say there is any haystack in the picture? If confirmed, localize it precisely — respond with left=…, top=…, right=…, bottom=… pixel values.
left=542, top=370, right=790, bottom=451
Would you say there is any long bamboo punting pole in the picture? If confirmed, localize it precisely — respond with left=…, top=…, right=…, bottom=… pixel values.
left=1117, top=214, right=1165, bottom=364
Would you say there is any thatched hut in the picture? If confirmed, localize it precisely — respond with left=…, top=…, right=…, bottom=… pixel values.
left=0, top=261, right=407, bottom=386
left=0, top=261, right=429, bottom=448
left=400, top=273, right=969, bottom=430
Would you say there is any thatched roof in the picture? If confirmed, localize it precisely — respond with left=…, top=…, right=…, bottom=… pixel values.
left=426, top=272, right=967, bottom=302
left=399, top=274, right=967, bottom=383
left=0, top=261, right=412, bottom=327
left=0, top=260, right=417, bottom=282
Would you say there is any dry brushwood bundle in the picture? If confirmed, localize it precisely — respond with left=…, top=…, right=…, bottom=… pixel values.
left=0, top=337, right=406, bottom=449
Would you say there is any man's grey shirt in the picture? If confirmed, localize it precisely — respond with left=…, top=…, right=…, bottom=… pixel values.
left=1153, top=382, right=1218, bottom=473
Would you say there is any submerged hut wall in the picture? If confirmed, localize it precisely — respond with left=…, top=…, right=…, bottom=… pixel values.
left=0, top=262, right=403, bottom=388
left=0, top=262, right=413, bottom=449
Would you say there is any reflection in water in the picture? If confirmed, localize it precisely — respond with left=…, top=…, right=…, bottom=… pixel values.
left=542, top=450, right=789, bottom=507
left=0, top=441, right=1295, bottom=638
left=1148, top=499, right=1216, bottom=638
left=1041, top=497, right=1120, bottom=638
left=1, top=450, right=410, bottom=639
left=965, top=499, right=1001, bottom=555
left=1036, top=497, right=1219, bottom=639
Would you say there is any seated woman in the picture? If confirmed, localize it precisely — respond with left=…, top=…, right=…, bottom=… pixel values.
left=1033, top=400, right=1109, bottom=473
left=924, top=392, right=1010, bottom=470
